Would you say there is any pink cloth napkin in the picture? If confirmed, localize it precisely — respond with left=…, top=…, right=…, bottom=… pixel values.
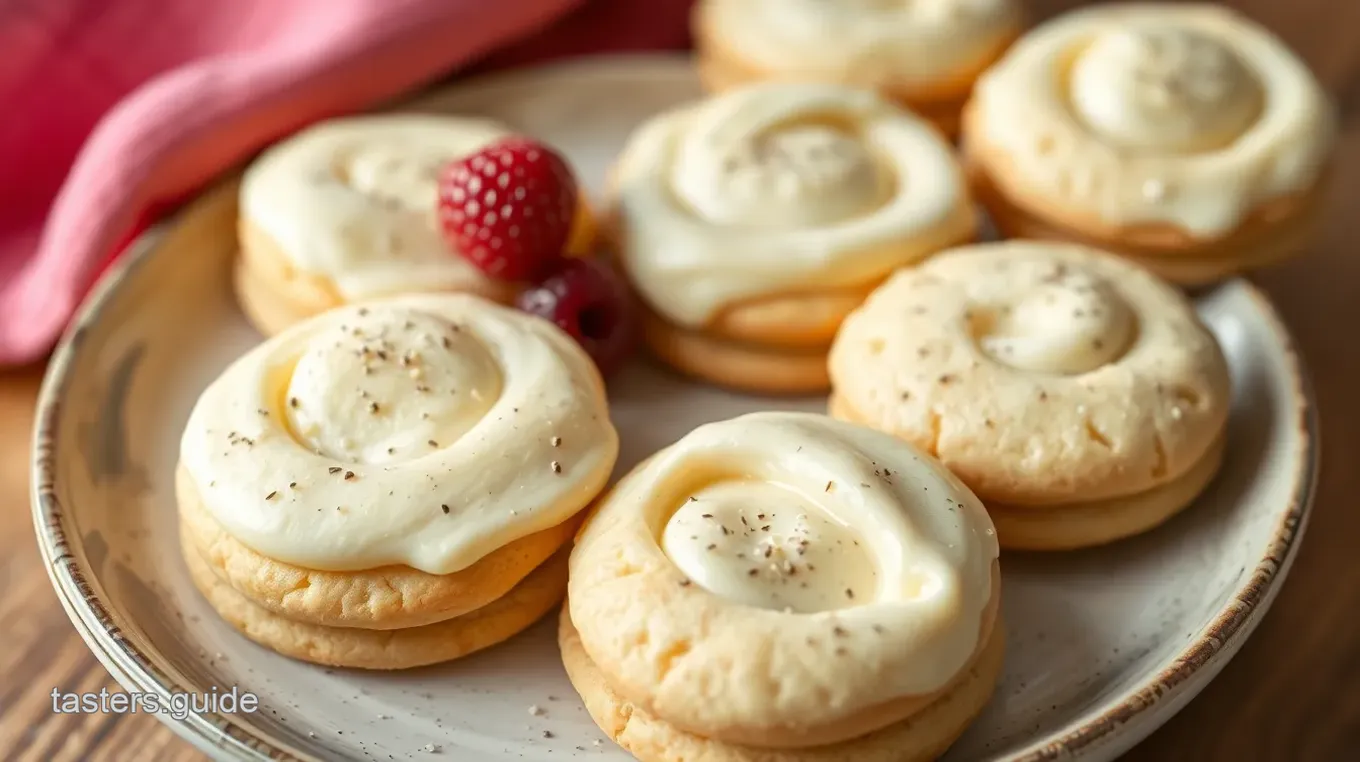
left=0, top=0, right=693, bottom=366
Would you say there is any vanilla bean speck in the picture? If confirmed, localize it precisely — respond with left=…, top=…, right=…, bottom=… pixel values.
left=328, top=467, right=342, bottom=474
left=265, top=491, right=278, bottom=501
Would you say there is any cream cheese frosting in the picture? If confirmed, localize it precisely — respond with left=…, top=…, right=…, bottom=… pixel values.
left=240, top=115, right=511, bottom=300
left=699, top=0, right=1023, bottom=87
left=968, top=3, right=1336, bottom=237
left=610, top=82, right=976, bottom=328
left=570, top=412, right=999, bottom=720
left=975, top=269, right=1136, bottom=375
left=660, top=479, right=880, bottom=614
left=180, top=294, right=618, bottom=575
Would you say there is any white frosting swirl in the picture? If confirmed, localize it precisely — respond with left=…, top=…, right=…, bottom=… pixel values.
left=968, top=4, right=1336, bottom=236
left=611, top=83, right=976, bottom=327
left=699, top=0, right=1023, bottom=87
left=975, top=268, right=1136, bottom=374
left=180, top=295, right=618, bottom=574
left=1069, top=27, right=1262, bottom=153
left=661, top=480, right=879, bottom=613
left=240, top=115, right=510, bottom=299
left=284, top=308, right=502, bottom=465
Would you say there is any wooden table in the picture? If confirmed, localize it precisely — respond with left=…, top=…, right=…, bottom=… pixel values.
left=2, top=1, right=1358, bottom=758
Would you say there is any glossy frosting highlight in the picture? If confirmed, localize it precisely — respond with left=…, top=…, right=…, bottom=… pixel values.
left=660, top=479, right=879, bottom=614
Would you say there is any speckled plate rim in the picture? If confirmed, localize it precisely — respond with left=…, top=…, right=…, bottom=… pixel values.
left=30, top=53, right=1320, bottom=762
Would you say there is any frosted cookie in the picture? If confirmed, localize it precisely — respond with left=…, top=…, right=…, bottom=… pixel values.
left=562, top=412, right=1002, bottom=760
left=606, top=83, right=977, bottom=394
left=694, top=0, right=1024, bottom=136
left=829, top=241, right=1231, bottom=550
left=178, top=294, right=618, bottom=668
left=235, top=115, right=595, bottom=336
left=961, top=4, right=1337, bottom=284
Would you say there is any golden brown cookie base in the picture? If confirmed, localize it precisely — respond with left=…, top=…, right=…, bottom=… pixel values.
left=693, top=15, right=1022, bottom=139
left=830, top=395, right=1227, bottom=550
left=559, top=606, right=1005, bottom=762
left=234, top=202, right=597, bottom=337
left=643, top=309, right=830, bottom=395
left=176, top=464, right=577, bottom=630
left=988, top=435, right=1227, bottom=551
left=183, top=525, right=568, bottom=670
left=961, top=117, right=1328, bottom=285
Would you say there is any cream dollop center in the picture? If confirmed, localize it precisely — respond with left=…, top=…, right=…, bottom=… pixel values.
left=675, top=123, right=888, bottom=227
left=660, top=479, right=879, bottom=613
left=976, top=266, right=1135, bottom=375
left=1069, top=27, right=1263, bottom=153
left=334, top=143, right=447, bottom=211
left=284, top=307, right=502, bottom=465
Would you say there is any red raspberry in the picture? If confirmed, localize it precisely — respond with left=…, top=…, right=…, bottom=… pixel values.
left=516, top=258, right=638, bottom=377
left=436, top=137, right=578, bottom=281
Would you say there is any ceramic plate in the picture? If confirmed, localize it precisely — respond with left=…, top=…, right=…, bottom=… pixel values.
left=33, top=56, right=1316, bottom=762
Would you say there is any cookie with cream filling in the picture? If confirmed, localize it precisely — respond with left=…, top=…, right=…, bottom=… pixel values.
left=829, top=241, right=1231, bottom=550
left=961, top=4, right=1336, bottom=284
left=606, top=83, right=977, bottom=394
left=178, top=294, right=617, bottom=667
left=562, top=412, right=1002, bottom=758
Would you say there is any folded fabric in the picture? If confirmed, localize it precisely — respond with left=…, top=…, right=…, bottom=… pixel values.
left=0, top=0, right=693, bottom=365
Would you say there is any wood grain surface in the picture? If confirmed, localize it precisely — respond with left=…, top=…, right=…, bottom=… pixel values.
left=2, top=1, right=1358, bottom=759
